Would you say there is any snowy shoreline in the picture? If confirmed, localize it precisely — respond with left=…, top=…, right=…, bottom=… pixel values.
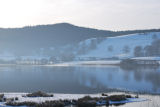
left=0, top=92, right=159, bottom=107
left=46, top=60, right=121, bottom=67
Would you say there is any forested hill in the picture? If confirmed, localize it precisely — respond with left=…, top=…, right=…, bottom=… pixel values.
left=0, top=23, right=159, bottom=56
left=0, top=23, right=112, bottom=48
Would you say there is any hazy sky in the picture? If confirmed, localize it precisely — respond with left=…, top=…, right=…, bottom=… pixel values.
left=0, top=0, right=160, bottom=30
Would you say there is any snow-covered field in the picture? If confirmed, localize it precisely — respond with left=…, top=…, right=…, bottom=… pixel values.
left=2, top=93, right=101, bottom=103
left=0, top=92, right=159, bottom=107
left=79, top=32, right=160, bottom=59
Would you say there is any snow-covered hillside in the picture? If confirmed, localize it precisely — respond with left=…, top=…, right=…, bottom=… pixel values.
left=78, top=32, right=160, bottom=59
left=0, top=32, right=160, bottom=63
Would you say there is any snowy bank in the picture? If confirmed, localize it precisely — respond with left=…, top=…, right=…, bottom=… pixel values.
left=0, top=92, right=153, bottom=107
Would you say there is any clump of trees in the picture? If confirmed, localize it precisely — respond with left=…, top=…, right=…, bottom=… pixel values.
left=144, top=39, right=160, bottom=56
left=134, top=46, right=144, bottom=57
left=77, top=38, right=103, bottom=55
left=89, top=39, right=97, bottom=50
left=123, top=45, right=130, bottom=54
left=59, top=53, right=75, bottom=61
left=134, top=35, right=160, bottom=57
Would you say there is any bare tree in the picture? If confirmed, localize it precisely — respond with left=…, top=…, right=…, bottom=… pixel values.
left=134, top=46, right=144, bottom=57
left=123, top=45, right=130, bottom=53
left=152, top=34, right=158, bottom=40
left=108, top=45, right=113, bottom=52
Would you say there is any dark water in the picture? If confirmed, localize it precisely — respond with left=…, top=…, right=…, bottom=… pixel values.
left=0, top=65, right=160, bottom=94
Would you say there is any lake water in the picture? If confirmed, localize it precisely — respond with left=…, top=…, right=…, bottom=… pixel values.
left=0, top=65, right=160, bottom=94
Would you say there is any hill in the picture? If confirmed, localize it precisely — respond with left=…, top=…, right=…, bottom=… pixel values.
left=0, top=23, right=113, bottom=56
left=78, top=32, right=160, bottom=59
left=0, top=23, right=160, bottom=59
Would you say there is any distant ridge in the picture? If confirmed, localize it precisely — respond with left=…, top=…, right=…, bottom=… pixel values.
left=0, top=22, right=159, bottom=32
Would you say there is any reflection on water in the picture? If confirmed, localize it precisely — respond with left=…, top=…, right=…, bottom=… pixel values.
left=0, top=65, right=160, bottom=94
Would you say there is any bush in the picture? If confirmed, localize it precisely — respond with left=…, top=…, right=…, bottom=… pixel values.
left=26, top=91, right=53, bottom=97
left=77, top=96, right=104, bottom=107
left=72, top=99, right=77, bottom=105
left=125, top=95, right=132, bottom=98
left=6, top=101, right=36, bottom=106
left=3, top=98, right=6, bottom=102
left=77, top=100, right=96, bottom=107
left=0, top=94, right=4, bottom=102
left=108, top=95, right=126, bottom=101
left=6, top=100, right=65, bottom=107
left=6, top=98, right=14, bottom=102
left=77, top=96, right=97, bottom=107
left=102, top=93, right=108, bottom=96
left=0, top=94, right=4, bottom=98
left=15, top=97, right=18, bottom=101
left=36, top=101, right=64, bottom=107
left=63, top=100, right=71, bottom=106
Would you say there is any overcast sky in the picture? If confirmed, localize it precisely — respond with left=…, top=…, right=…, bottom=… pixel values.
left=0, top=0, right=159, bottom=30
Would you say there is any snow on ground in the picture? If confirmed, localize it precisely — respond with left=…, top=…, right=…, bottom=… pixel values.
left=48, top=60, right=121, bottom=66
left=2, top=93, right=102, bottom=103
left=115, top=94, right=160, bottom=107
left=79, top=32, right=160, bottom=59
left=131, top=57, right=160, bottom=64
left=131, top=57, right=160, bottom=61
left=0, top=92, right=159, bottom=107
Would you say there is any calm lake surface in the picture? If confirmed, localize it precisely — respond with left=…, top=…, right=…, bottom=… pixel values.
left=0, top=65, right=160, bottom=94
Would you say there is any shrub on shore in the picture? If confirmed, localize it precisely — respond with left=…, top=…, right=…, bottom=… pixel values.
left=26, top=91, right=53, bottom=97
left=0, top=94, right=4, bottom=102
left=102, top=93, right=108, bottom=96
left=125, top=95, right=132, bottom=98
left=6, top=101, right=36, bottom=106
left=15, top=97, right=19, bottom=101
left=36, top=101, right=64, bottom=107
left=108, top=95, right=126, bottom=101
left=6, top=100, right=65, bottom=107
left=77, top=96, right=106, bottom=107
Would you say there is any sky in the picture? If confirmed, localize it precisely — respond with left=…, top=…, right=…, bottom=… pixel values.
left=0, top=0, right=160, bottom=30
